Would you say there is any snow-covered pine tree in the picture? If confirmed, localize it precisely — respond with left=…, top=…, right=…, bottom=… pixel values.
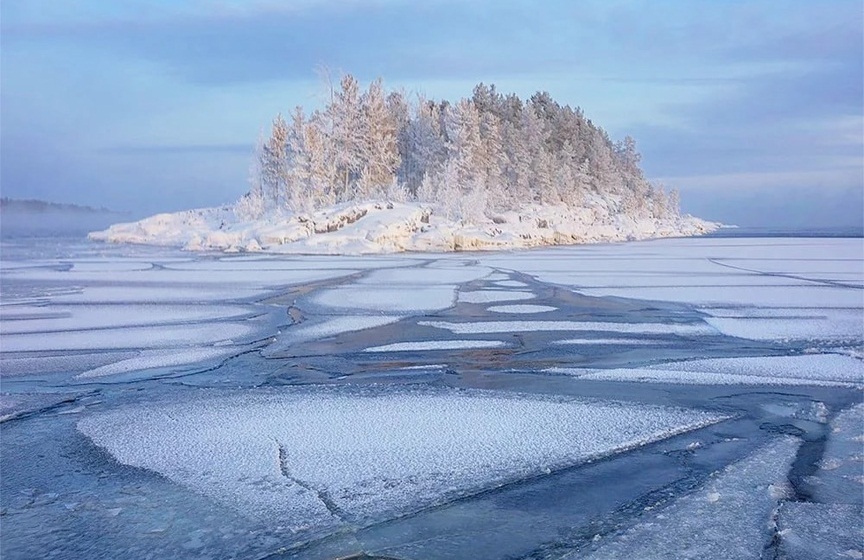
left=357, top=78, right=400, bottom=200
left=243, top=73, right=680, bottom=227
left=325, top=74, right=364, bottom=202
left=285, top=107, right=311, bottom=213
left=260, top=114, right=290, bottom=210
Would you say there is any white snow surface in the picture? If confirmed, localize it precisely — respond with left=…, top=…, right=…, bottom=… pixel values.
left=576, top=436, right=800, bottom=560
left=1, top=322, right=258, bottom=353
left=77, top=347, right=240, bottom=379
left=549, top=367, right=856, bottom=387
left=650, top=355, right=864, bottom=384
left=548, top=353, right=863, bottom=387
left=88, top=200, right=718, bottom=254
left=77, top=386, right=725, bottom=533
left=363, top=340, right=509, bottom=352
left=776, top=503, right=864, bottom=560
left=458, top=290, right=537, bottom=304
left=266, top=316, right=402, bottom=354
left=419, top=320, right=712, bottom=336
left=479, top=237, right=863, bottom=344
left=0, top=304, right=255, bottom=334
left=552, top=337, right=660, bottom=345
left=487, top=304, right=558, bottom=314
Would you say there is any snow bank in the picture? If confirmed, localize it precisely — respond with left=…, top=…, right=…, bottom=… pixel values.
left=89, top=200, right=719, bottom=255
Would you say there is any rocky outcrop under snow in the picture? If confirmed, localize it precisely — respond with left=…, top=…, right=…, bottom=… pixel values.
left=88, top=200, right=719, bottom=254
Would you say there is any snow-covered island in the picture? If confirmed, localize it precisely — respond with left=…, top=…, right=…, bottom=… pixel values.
left=90, top=77, right=719, bottom=254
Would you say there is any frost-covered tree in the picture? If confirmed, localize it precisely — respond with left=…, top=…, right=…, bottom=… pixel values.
left=245, top=73, right=679, bottom=222
left=357, top=78, right=400, bottom=199
left=325, top=74, right=364, bottom=201
left=260, top=114, right=290, bottom=209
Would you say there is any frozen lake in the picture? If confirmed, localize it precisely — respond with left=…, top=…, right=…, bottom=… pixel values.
left=1, top=235, right=862, bottom=559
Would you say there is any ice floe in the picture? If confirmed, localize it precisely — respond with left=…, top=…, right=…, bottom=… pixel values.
left=76, top=347, right=241, bottom=379
left=78, top=386, right=726, bottom=533
left=363, top=340, right=509, bottom=352
left=1, top=322, right=259, bottom=353
left=310, top=285, right=456, bottom=313
left=809, top=403, right=864, bottom=504
left=552, top=337, right=660, bottom=345
left=458, top=290, right=537, bottom=304
left=487, top=304, right=557, bottom=314
left=651, top=355, right=864, bottom=384
left=419, top=320, right=712, bottom=336
left=702, top=308, right=863, bottom=341
left=265, top=316, right=402, bottom=353
left=775, top=502, right=863, bottom=560
left=577, top=437, right=800, bottom=560
left=0, top=304, right=256, bottom=334
left=548, top=367, right=856, bottom=387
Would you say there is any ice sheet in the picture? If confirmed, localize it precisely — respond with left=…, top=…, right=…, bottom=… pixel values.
left=651, top=355, right=864, bottom=384
left=1, top=322, right=259, bottom=353
left=277, top=315, right=402, bottom=345
left=579, top=285, right=862, bottom=308
left=76, top=347, right=242, bottom=379
left=477, top=238, right=863, bottom=310
left=552, top=337, right=660, bottom=345
left=487, top=304, right=557, bottom=314
left=310, top=286, right=456, bottom=313
left=549, top=367, right=855, bottom=387
left=78, top=386, right=725, bottom=532
left=6, top=266, right=359, bottom=287
left=0, top=352, right=138, bottom=377
left=355, top=266, right=490, bottom=286
left=810, top=403, right=864, bottom=504
left=703, top=309, right=863, bottom=341
left=0, top=304, right=256, bottom=334
left=419, top=320, right=713, bottom=336
left=576, top=436, right=799, bottom=560
left=50, top=286, right=268, bottom=304
left=363, top=340, right=509, bottom=352
left=458, top=290, right=537, bottom=304
left=775, top=503, right=863, bottom=559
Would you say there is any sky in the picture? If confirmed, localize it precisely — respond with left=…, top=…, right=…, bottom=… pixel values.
left=1, top=0, right=862, bottom=228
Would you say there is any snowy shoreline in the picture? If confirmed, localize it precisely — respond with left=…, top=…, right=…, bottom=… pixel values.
left=88, top=200, right=720, bottom=254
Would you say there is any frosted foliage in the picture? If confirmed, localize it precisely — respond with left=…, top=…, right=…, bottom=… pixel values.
left=88, top=76, right=718, bottom=254
left=578, top=437, right=799, bottom=560
left=78, top=386, right=723, bottom=532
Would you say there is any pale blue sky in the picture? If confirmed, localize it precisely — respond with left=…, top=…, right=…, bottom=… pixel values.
left=2, top=0, right=861, bottom=227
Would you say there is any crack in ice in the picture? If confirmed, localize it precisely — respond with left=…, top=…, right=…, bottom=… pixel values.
left=272, top=438, right=350, bottom=524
